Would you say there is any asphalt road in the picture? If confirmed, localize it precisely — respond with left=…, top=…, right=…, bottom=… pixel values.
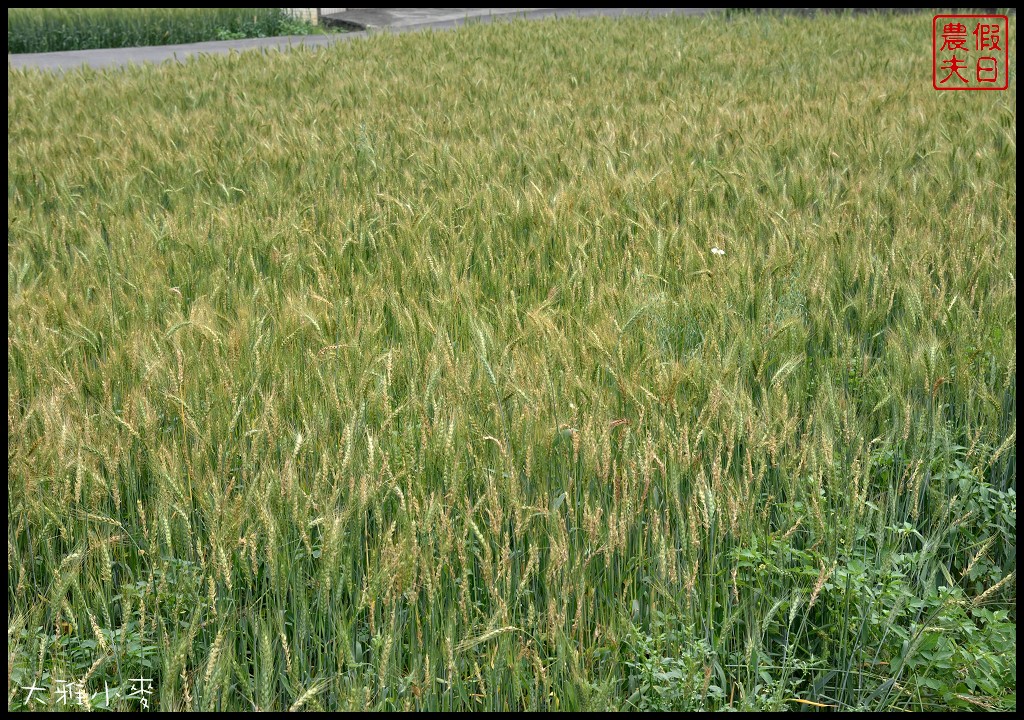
left=8, top=8, right=719, bottom=72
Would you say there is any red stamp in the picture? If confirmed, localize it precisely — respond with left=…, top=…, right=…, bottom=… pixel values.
left=933, top=15, right=1009, bottom=90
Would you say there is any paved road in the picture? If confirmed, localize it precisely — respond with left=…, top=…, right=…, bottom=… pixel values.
left=8, top=8, right=719, bottom=72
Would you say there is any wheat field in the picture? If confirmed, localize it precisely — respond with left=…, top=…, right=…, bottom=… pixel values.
left=7, top=12, right=1016, bottom=711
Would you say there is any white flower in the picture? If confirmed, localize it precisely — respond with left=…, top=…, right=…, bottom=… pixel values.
left=711, top=246, right=725, bottom=256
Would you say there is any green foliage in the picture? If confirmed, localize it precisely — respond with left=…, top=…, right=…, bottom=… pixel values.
left=8, top=557, right=205, bottom=710
left=898, top=595, right=1016, bottom=711
left=7, top=11, right=1016, bottom=711
left=624, top=615, right=721, bottom=711
left=7, top=8, right=321, bottom=54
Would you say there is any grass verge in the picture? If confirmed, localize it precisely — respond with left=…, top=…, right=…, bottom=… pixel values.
left=8, top=8, right=332, bottom=54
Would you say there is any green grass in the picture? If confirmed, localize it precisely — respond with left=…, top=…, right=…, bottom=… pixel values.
left=7, top=8, right=328, bottom=54
left=7, top=12, right=1016, bottom=712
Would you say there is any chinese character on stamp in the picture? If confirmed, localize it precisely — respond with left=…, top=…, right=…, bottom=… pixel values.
left=933, top=14, right=1010, bottom=90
